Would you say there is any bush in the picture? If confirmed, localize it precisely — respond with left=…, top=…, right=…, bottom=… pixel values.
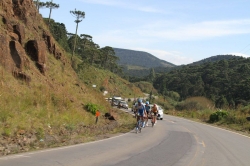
left=175, top=101, right=202, bottom=111
left=209, top=110, right=228, bottom=123
left=99, top=86, right=105, bottom=92
left=85, top=103, right=98, bottom=115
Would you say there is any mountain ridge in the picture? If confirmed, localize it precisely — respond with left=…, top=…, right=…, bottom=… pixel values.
left=113, top=48, right=176, bottom=68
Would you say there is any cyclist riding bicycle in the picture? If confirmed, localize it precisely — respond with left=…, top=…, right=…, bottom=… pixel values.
left=135, top=99, right=146, bottom=128
left=145, top=101, right=151, bottom=127
left=151, top=104, right=158, bottom=126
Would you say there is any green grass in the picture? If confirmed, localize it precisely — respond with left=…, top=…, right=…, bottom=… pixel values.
left=0, top=5, right=141, bottom=155
left=151, top=95, right=249, bottom=135
left=0, top=47, right=141, bottom=155
left=126, top=65, right=148, bottom=70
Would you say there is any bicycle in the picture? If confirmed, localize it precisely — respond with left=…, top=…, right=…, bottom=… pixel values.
left=151, top=112, right=157, bottom=127
left=144, top=113, right=149, bottom=127
left=135, top=116, right=143, bottom=134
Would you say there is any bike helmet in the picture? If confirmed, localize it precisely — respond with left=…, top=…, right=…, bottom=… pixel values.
left=138, top=98, right=142, bottom=103
left=146, top=101, right=149, bottom=104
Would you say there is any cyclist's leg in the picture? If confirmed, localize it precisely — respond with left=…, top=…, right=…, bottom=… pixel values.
left=135, top=114, right=140, bottom=131
left=145, top=111, right=149, bottom=126
left=136, top=117, right=141, bottom=133
left=154, top=113, right=157, bottom=125
left=142, top=116, right=146, bottom=128
left=151, top=114, right=154, bottom=124
left=141, top=116, right=144, bottom=127
left=138, top=116, right=142, bottom=132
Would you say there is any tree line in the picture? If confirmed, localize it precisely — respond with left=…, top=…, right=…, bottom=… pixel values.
left=33, top=0, right=122, bottom=75
left=154, top=57, right=250, bottom=109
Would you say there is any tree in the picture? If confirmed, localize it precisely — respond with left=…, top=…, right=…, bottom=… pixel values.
left=100, top=46, right=115, bottom=69
left=33, top=0, right=46, bottom=12
left=34, top=0, right=40, bottom=9
left=79, top=34, right=92, bottom=53
left=70, top=9, right=85, bottom=61
left=45, top=0, right=59, bottom=27
left=148, top=68, right=155, bottom=82
left=46, top=20, right=70, bottom=52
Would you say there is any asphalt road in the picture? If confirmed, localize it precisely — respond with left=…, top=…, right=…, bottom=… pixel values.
left=1, top=114, right=250, bottom=166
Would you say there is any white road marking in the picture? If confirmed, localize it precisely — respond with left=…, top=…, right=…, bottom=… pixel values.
left=0, top=131, right=132, bottom=160
left=0, top=155, right=30, bottom=160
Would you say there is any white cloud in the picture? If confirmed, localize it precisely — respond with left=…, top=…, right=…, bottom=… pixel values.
left=132, top=48, right=194, bottom=65
left=139, top=19, right=250, bottom=41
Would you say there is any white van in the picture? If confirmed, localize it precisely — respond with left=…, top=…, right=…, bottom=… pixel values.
left=111, top=96, right=122, bottom=106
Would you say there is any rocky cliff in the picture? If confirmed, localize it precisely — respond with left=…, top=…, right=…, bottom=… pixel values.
left=0, top=0, right=132, bottom=156
left=0, top=0, right=66, bottom=80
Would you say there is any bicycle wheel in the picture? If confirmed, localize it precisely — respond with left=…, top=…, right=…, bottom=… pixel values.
left=136, top=121, right=140, bottom=134
left=151, top=116, right=155, bottom=127
left=138, top=120, right=142, bottom=133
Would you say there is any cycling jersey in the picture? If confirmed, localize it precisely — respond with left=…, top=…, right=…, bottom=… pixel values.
left=136, top=104, right=145, bottom=116
left=152, top=105, right=158, bottom=113
left=145, top=105, right=150, bottom=113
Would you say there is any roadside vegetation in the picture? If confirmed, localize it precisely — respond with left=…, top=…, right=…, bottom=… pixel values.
left=0, top=55, right=137, bottom=155
left=1, top=0, right=250, bottom=156
left=153, top=95, right=250, bottom=136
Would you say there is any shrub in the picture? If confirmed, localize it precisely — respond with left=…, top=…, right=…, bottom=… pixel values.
left=99, top=86, right=105, bottom=92
left=85, top=103, right=98, bottom=115
left=209, top=110, right=228, bottom=123
left=175, top=101, right=202, bottom=111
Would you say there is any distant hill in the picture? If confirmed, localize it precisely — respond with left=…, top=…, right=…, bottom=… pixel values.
left=113, top=48, right=176, bottom=77
left=190, top=55, right=241, bottom=66
left=154, top=56, right=250, bottom=107
left=114, top=48, right=242, bottom=77
left=169, top=54, right=243, bottom=72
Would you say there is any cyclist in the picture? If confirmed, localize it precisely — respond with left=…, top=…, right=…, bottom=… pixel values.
left=144, top=101, right=151, bottom=127
left=135, top=99, right=146, bottom=130
left=151, top=104, right=158, bottom=126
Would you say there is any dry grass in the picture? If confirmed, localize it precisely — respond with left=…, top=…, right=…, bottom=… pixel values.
left=0, top=3, right=139, bottom=155
left=164, top=96, right=250, bottom=135
left=77, top=65, right=143, bottom=98
left=0, top=50, right=138, bottom=139
left=185, top=96, right=215, bottom=110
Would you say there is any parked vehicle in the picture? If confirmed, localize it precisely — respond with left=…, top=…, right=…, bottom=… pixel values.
left=111, top=96, right=122, bottom=106
left=118, top=101, right=128, bottom=109
left=157, top=105, right=164, bottom=120
left=149, top=104, right=163, bottom=120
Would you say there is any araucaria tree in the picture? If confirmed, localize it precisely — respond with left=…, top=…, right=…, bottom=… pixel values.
left=33, top=0, right=46, bottom=12
left=70, top=9, right=85, bottom=61
left=45, top=0, right=59, bottom=27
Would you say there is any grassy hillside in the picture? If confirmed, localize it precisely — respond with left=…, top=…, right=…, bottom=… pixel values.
left=0, top=0, right=139, bottom=155
left=0, top=50, right=137, bottom=152
left=114, top=48, right=175, bottom=68
left=113, top=48, right=176, bottom=77
left=77, top=65, right=144, bottom=98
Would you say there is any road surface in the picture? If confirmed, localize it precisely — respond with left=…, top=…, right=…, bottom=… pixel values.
left=0, top=114, right=250, bottom=166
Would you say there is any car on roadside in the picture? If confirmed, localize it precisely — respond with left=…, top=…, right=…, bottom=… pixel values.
left=157, top=105, right=164, bottom=120
left=111, top=96, right=122, bottom=106
left=118, top=101, right=128, bottom=109
left=149, top=104, right=164, bottom=120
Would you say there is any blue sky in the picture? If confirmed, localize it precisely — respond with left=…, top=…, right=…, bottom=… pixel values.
left=39, top=0, right=250, bottom=65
